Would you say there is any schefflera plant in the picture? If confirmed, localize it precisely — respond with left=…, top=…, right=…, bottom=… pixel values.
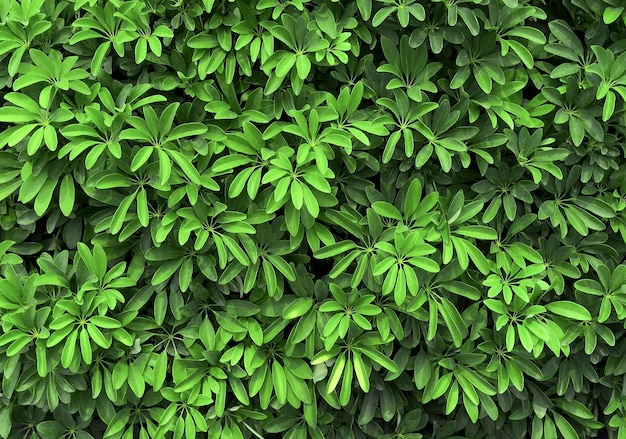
left=0, top=1, right=625, bottom=439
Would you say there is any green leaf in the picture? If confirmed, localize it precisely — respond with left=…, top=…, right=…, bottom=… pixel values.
left=282, top=298, right=314, bottom=320
left=372, top=7, right=395, bottom=27
left=167, top=123, right=208, bottom=142
left=505, top=26, right=547, bottom=44
left=273, top=361, right=288, bottom=403
left=86, top=324, right=109, bottom=349
left=90, top=316, right=121, bottom=329
left=458, top=7, right=480, bottom=36
left=276, top=53, right=296, bottom=77
left=110, top=192, right=136, bottom=234
left=34, top=179, right=56, bottom=216
left=372, top=201, right=402, bottom=220
left=330, top=251, right=359, bottom=278
left=603, top=7, right=624, bottom=24
left=130, top=147, right=154, bottom=171
left=168, top=150, right=202, bottom=184
left=548, top=20, right=584, bottom=58
left=296, top=54, right=311, bottom=79
left=179, top=258, right=194, bottom=292
left=573, top=197, right=615, bottom=218
left=454, top=226, right=498, bottom=240
left=327, top=353, right=346, bottom=393
left=37, top=421, right=66, bottom=437
left=432, top=373, right=453, bottom=399
left=546, top=301, right=592, bottom=321
left=152, top=258, right=184, bottom=285
left=553, top=412, right=580, bottom=439
left=77, top=242, right=97, bottom=275
left=301, top=184, right=320, bottom=218
left=314, top=241, right=357, bottom=258
left=569, top=117, right=585, bottom=146
left=550, top=63, right=581, bottom=79
left=212, top=154, right=252, bottom=173
left=128, top=363, right=146, bottom=398
left=356, top=347, right=399, bottom=373
left=508, top=40, right=534, bottom=68
left=437, top=297, right=468, bottom=347
left=61, top=330, right=78, bottom=368
left=356, top=0, right=372, bottom=19
left=136, top=188, right=149, bottom=227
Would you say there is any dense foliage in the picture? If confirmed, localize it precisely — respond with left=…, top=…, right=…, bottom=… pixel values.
left=1, top=0, right=626, bottom=438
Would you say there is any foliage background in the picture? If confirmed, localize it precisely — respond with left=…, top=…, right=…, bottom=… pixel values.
left=1, top=0, right=626, bottom=438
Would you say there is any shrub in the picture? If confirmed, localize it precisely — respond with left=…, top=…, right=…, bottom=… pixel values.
left=1, top=0, right=626, bottom=438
